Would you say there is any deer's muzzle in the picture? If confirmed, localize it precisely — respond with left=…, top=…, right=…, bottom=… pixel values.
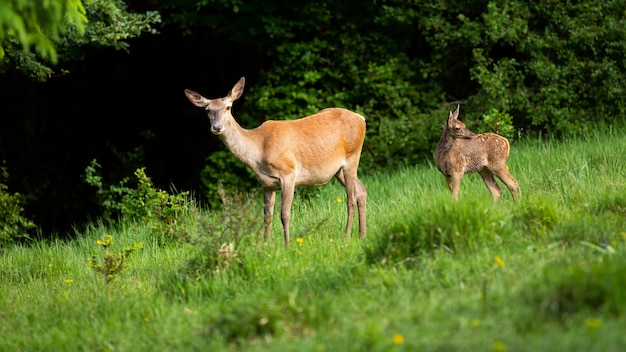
left=211, top=124, right=225, bottom=135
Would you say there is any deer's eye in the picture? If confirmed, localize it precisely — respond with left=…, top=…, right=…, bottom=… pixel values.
left=225, top=106, right=231, bottom=111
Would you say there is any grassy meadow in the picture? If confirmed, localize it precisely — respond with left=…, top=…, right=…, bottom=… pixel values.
left=2, top=126, right=626, bottom=351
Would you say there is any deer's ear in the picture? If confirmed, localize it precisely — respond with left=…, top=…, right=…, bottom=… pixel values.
left=184, top=89, right=211, bottom=107
left=229, top=77, right=246, bottom=101
left=451, top=105, right=460, bottom=120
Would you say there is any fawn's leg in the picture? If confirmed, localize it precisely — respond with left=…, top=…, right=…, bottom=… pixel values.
left=447, top=173, right=463, bottom=201
left=479, top=169, right=502, bottom=201
left=495, top=170, right=520, bottom=200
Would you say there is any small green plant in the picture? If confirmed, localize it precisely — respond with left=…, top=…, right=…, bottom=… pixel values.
left=481, top=108, right=516, bottom=140
left=0, top=164, right=37, bottom=245
left=88, top=235, right=143, bottom=285
left=84, top=159, right=191, bottom=243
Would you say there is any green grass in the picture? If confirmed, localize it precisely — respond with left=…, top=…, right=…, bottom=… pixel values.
left=2, top=126, right=626, bottom=351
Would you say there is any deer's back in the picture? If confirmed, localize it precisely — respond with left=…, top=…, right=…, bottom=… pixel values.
left=250, top=108, right=366, bottom=185
left=463, top=133, right=510, bottom=171
left=254, top=108, right=365, bottom=153
left=437, top=133, right=510, bottom=175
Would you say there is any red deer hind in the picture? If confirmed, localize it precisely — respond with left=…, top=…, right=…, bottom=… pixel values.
left=184, top=77, right=367, bottom=245
left=435, top=105, right=520, bottom=201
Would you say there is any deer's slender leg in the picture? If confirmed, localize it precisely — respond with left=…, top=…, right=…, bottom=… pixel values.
left=263, top=189, right=276, bottom=241
left=346, top=176, right=358, bottom=240
left=448, top=173, right=463, bottom=201
left=355, top=178, right=367, bottom=238
left=336, top=170, right=368, bottom=238
left=479, top=169, right=502, bottom=201
left=494, top=170, right=520, bottom=200
left=280, top=176, right=296, bottom=246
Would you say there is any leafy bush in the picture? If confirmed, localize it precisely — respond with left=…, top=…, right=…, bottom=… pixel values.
left=480, top=108, right=516, bottom=140
left=0, top=165, right=37, bottom=245
left=460, top=1, right=626, bottom=135
left=84, top=159, right=190, bottom=243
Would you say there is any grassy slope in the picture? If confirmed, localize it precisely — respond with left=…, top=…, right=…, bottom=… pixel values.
left=2, top=127, right=626, bottom=351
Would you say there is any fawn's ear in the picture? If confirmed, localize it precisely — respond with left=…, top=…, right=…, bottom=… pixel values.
left=447, top=104, right=460, bottom=125
left=451, top=105, right=460, bottom=120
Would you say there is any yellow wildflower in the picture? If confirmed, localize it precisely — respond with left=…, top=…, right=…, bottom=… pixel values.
left=585, top=318, right=602, bottom=329
left=336, top=198, right=343, bottom=203
left=392, top=334, right=404, bottom=345
left=296, top=237, right=304, bottom=244
left=495, top=256, right=505, bottom=268
left=492, top=341, right=506, bottom=351
left=96, top=239, right=103, bottom=245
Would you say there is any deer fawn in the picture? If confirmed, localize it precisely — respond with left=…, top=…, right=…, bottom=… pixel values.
left=435, top=105, right=520, bottom=201
left=184, top=77, right=367, bottom=245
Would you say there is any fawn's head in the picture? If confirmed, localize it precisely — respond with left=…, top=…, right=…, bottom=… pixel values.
left=184, top=77, right=246, bottom=135
left=446, top=105, right=475, bottom=140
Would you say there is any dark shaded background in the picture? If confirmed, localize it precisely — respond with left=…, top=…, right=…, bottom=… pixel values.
left=0, top=22, right=262, bottom=234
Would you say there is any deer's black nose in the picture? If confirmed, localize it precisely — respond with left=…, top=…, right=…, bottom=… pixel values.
left=211, top=124, right=225, bottom=135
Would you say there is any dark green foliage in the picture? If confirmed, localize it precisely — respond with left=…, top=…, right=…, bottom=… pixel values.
left=0, top=0, right=161, bottom=80
left=0, top=165, right=37, bottom=245
left=463, top=1, right=626, bottom=134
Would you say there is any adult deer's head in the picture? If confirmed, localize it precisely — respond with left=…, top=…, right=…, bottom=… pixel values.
left=184, top=77, right=246, bottom=135
left=446, top=105, right=475, bottom=140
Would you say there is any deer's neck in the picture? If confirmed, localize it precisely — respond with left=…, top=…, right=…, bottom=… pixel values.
left=436, top=132, right=457, bottom=154
left=220, top=121, right=263, bottom=168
